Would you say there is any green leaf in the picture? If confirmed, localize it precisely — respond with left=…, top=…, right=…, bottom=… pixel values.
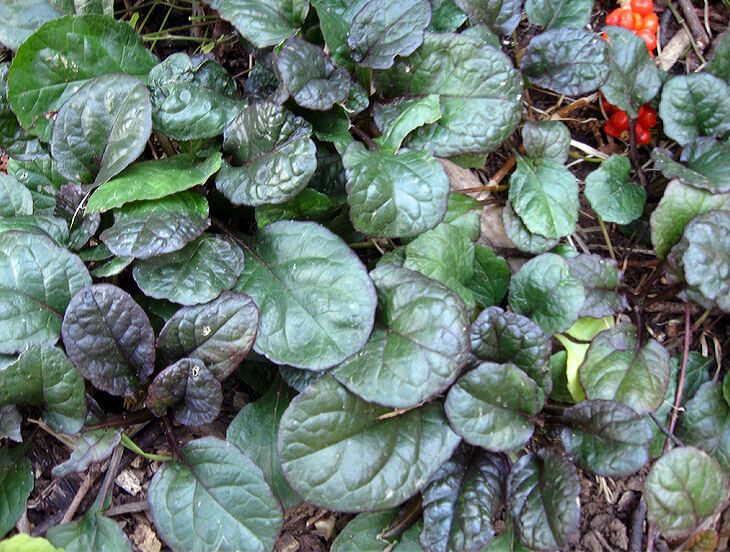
left=374, top=94, right=442, bottom=152
left=309, top=0, right=368, bottom=70
left=0, top=449, right=32, bottom=539
left=343, top=142, right=449, bottom=238
left=508, top=156, right=578, bottom=239
left=6, top=155, right=65, bottom=210
left=465, top=245, right=510, bottom=308
left=62, top=284, right=155, bottom=397
left=0, top=0, right=69, bottom=51
left=0, top=173, right=33, bottom=217
left=52, top=427, right=121, bottom=477
left=73, top=0, right=112, bottom=15
left=50, top=73, right=151, bottom=187
left=0, top=534, right=63, bottom=552
left=149, top=436, right=283, bottom=552
left=0, top=405, right=22, bottom=442
left=331, top=508, right=424, bottom=551
left=706, top=31, right=730, bottom=83
left=86, top=153, right=222, bottom=213
left=234, top=221, right=376, bottom=370
left=420, top=444, right=506, bottom=552
left=679, top=352, right=713, bottom=406
left=47, top=511, right=131, bottom=552
left=579, top=323, right=670, bottom=414
left=148, top=53, right=242, bottom=140
left=0, top=231, right=91, bottom=354
left=445, top=362, right=543, bottom=452
left=133, top=234, right=244, bottom=306
left=275, top=38, right=351, bottom=110
left=278, top=375, right=460, bottom=511
left=652, top=139, right=730, bottom=194
left=508, top=253, right=585, bottom=336
left=278, top=365, right=320, bottom=393
left=600, top=26, right=661, bottom=118
left=525, top=0, right=592, bottom=29
left=216, top=102, right=317, bottom=206
left=522, top=28, right=609, bottom=96
left=549, top=350, right=573, bottom=404
left=506, top=448, right=580, bottom=551
left=650, top=179, right=730, bottom=259
left=659, top=73, right=730, bottom=146
left=348, top=0, right=431, bottom=69
left=566, top=254, right=628, bottom=318
left=255, top=188, right=339, bottom=228
left=99, top=191, right=209, bottom=259
left=227, top=380, right=301, bottom=509
left=676, top=382, right=730, bottom=472
left=502, top=202, right=559, bottom=254
left=645, top=447, right=728, bottom=539
left=522, top=121, right=570, bottom=164
left=0, top=66, right=45, bottom=162
left=584, top=154, right=646, bottom=225
left=561, top=399, right=652, bottom=477
left=374, top=32, right=523, bottom=157
left=453, top=0, right=520, bottom=35
left=0, top=345, right=86, bottom=433
left=157, top=291, right=258, bottom=381
left=332, top=264, right=470, bottom=408
left=0, top=215, right=69, bottom=246
left=7, top=14, right=158, bottom=142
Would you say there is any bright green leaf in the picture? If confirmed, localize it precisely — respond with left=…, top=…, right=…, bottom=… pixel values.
left=525, top=0, right=592, bottom=29
left=652, top=139, right=730, bottom=194
left=374, top=94, right=442, bottom=152
left=522, top=120, right=571, bottom=163
left=48, top=511, right=131, bottom=551
left=0, top=449, right=33, bottom=540
left=584, top=154, right=646, bottom=225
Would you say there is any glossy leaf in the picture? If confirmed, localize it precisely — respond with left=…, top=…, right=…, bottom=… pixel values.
left=0, top=173, right=32, bottom=217
left=453, top=0, right=520, bottom=35
left=332, top=264, right=470, bottom=408
left=676, top=381, right=730, bottom=471
left=309, top=0, right=368, bottom=70
left=99, top=191, right=209, bottom=259
left=62, top=284, right=155, bottom=396
left=7, top=14, right=158, bottom=142
left=706, top=31, right=730, bottom=83
left=234, top=221, right=376, bottom=370
left=47, top=511, right=131, bottom=552
left=255, top=188, right=339, bottom=228
left=278, top=375, right=461, bottom=511
left=7, top=155, right=66, bottom=211
left=157, top=291, right=258, bottom=380
left=0, top=63, right=45, bottom=162
left=0, top=0, right=68, bottom=50
left=133, top=234, right=244, bottom=306
left=506, top=448, right=580, bottom=551
left=0, top=448, right=33, bottom=539
left=584, top=154, right=646, bottom=225
left=525, top=0, right=592, bottom=29
left=217, top=102, right=317, bottom=206
left=331, top=508, right=424, bottom=552
left=374, top=32, right=522, bottom=157
left=343, top=143, right=450, bottom=238
left=51, top=73, right=151, bottom=187
left=0, top=231, right=91, bottom=354
left=429, top=0, right=466, bottom=32
left=508, top=253, right=585, bottom=336
left=566, top=254, right=628, bottom=318
left=373, top=94, right=442, bottom=153
left=86, top=153, right=222, bottom=213
left=278, top=364, right=320, bottom=393
left=0, top=215, right=69, bottom=246
left=0, top=345, right=85, bottom=433
left=659, top=73, right=730, bottom=146
left=502, top=202, right=559, bottom=254
left=580, top=323, right=670, bottom=414
left=522, top=121, right=570, bottom=164
left=522, top=28, right=609, bottom=96
left=465, top=245, right=510, bottom=308
left=0, top=405, right=22, bottom=442
left=652, top=139, right=730, bottom=194
left=561, top=399, right=652, bottom=476
left=52, top=427, right=121, bottom=477
left=645, top=447, right=728, bottom=539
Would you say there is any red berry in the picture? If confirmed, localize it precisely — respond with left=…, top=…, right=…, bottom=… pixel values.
left=642, top=13, right=659, bottom=33
left=606, top=8, right=622, bottom=26
left=636, top=28, right=657, bottom=52
left=609, top=110, right=630, bottom=132
left=638, top=105, right=657, bottom=129
left=631, top=0, right=654, bottom=17
left=635, top=123, right=651, bottom=144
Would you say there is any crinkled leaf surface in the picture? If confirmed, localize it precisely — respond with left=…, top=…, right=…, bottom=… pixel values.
left=373, top=94, right=442, bottom=153
left=650, top=179, right=730, bottom=259
left=100, top=191, right=209, bottom=259
left=148, top=436, right=283, bottom=552
left=331, top=508, right=423, bottom=552
left=278, top=375, right=461, bottom=511
left=453, top=0, right=520, bottom=35
left=579, top=323, right=670, bottom=414
left=566, top=254, right=628, bottom=318
left=522, top=28, right=609, bottom=96
left=148, top=53, right=242, bottom=140
left=50, top=73, right=151, bottom=187
left=659, top=73, right=730, bottom=146
left=227, top=380, right=301, bottom=509
left=348, top=0, right=431, bottom=69
left=600, top=26, right=661, bottom=118
left=508, top=156, right=578, bottom=239
left=275, top=38, right=350, bottom=110
left=343, top=143, right=450, bottom=238
left=86, top=153, right=222, bottom=213
left=506, top=448, right=580, bottom=552
left=217, top=102, right=317, bottom=206
left=420, top=444, right=506, bottom=552
left=445, top=362, right=543, bottom=452
left=429, top=0, right=466, bottom=32
left=707, top=31, right=730, bottom=83
left=0, top=173, right=33, bottom=217
left=676, top=382, right=730, bottom=472
left=522, top=121, right=570, bottom=164
left=502, top=202, right=559, bottom=254
left=309, top=0, right=368, bottom=70
left=52, top=427, right=121, bottom=477
left=0, top=345, right=85, bottom=433
left=234, top=221, right=376, bottom=370
left=146, top=358, right=222, bottom=426
left=47, top=511, right=131, bottom=552
left=584, top=154, right=646, bottom=225
left=255, top=188, right=339, bottom=228
left=508, top=253, right=585, bottom=336
left=0, top=215, right=69, bottom=246
left=525, top=0, right=592, bottom=29
left=561, top=399, right=652, bottom=477
left=0, top=63, right=45, bottom=162
left=133, top=234, right=244, bottom=306
left=7, top=155, right=65, bottom=208
left=0, top=448, right=33, bottom=540
left=0, top=405, right=22, bottom=442
left=7, top=14, right=158, bottom=142
left=0, top=0, right=68, bottom=50
left=157, top=291, right=258, bottom=380
left=0, top=231, right=91, bottom=354
left=645, top=447, right=728, bottom=539
left=62, top=283, right=155, bottom=396
left=374, top=32, right=522, bottom=157
left=332, top=264, right=470, bottom=408
left=278, top=365, right=320, bottom=393
left=652, top=139, right=730, bottom=194
left=203, top=0, right=308, bottom=48
left=466, top=245, right=510, bottom=309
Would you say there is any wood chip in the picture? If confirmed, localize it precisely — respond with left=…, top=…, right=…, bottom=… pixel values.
left=115, top=469, right=142, bottom=496
left=130, top=519, right=162, bottom=552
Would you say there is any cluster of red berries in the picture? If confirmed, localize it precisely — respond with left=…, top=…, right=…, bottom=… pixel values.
left=601, top=0, right=658, bottom=144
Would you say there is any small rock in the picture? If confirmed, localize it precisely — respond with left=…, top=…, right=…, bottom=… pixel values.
left=607, top=519, right=629, bottom=550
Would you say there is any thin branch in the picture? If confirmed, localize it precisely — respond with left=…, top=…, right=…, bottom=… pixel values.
left=663, top=302, right=692, bottom=454
left=674, top=0, right=710, bottom=51
left=61, top=464, right=101, bottom=523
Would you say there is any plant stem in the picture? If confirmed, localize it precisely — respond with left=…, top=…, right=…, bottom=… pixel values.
left=628, top=119, right=647, bottom=189
left=597, top=216, right=616, bottom=261
left=162, top=414, right=185, bottom=460
left=662, top=301, right=692, bottom=454
left=85, top=408, right=155, bottom=430
left=647, top=412, right=685, bottom=447
left=674, top=0, right=710, bottom=51
left=666, top=0, right=708, bottom=61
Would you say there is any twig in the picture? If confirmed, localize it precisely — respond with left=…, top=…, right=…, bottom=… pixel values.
left=94, top=444, right=125, bottom=513
left=663, top=302, right=692, bottom=454
left=666, top=1, right=708, bottom=61
left=648, top=412, right=685, bottom=447
left=628, top=119, right=648, bottom=189
left=162, top=415, right=185, bottom=460
left=105, top=500, right=150, bottom=517
left=629, top=498, right=647, bottom=552
left=674, top=0, right=710, bottom=51
left=61, top=464, right=101, bottom=523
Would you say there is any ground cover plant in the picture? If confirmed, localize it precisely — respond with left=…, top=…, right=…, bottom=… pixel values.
left=0, top=0, right=729, bottom=550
